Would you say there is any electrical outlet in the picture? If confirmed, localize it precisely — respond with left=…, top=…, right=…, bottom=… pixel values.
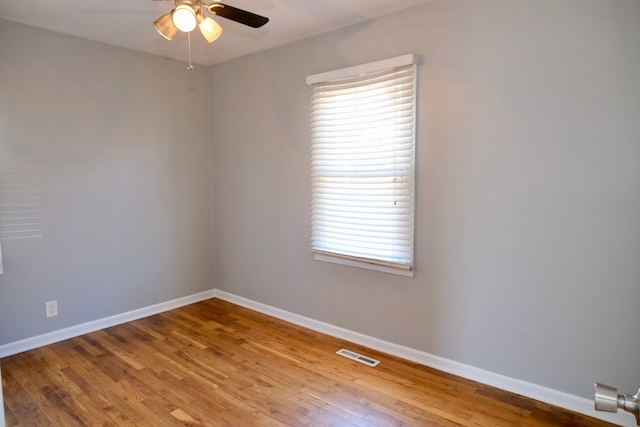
left=45, top=300, right=58, bottom=318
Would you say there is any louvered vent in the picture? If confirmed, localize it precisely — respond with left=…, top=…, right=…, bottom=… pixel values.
left=336, top=348, right=380, bottom=367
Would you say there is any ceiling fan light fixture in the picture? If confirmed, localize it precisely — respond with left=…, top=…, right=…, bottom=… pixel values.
left=153, top=1, right=270, bottom=70
left=197, top=14, right=223, bottom=44
left=153, top=12, right=178, bottom=40
left=172, top=4, right=197, bottom=33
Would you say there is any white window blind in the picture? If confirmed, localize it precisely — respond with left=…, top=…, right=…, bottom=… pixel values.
left=307, top=55, right=417, bottom=274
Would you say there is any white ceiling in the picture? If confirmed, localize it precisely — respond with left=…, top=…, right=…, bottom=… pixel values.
left=0, top=0, right=430, bottom=66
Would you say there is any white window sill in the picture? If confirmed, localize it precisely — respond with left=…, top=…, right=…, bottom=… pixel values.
left=314, top=253, right=414, bottom=278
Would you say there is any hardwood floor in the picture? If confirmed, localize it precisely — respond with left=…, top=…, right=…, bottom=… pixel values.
left=2, top=298, right=615, bottom=426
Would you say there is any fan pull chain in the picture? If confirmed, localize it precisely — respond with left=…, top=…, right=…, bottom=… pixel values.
left=187, top=32, right=193, bottom=71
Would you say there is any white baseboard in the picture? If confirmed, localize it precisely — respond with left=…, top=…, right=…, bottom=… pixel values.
left=0, top=364, right=4, bottom=427
left=213, top=289, right=630, bottom=426
left=0, top=288, right=629, bottom=425
left=0, top=289, right=216, bottom=358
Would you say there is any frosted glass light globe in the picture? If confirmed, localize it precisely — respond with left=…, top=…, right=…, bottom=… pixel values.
left=173, top=5, right=197, bottom=32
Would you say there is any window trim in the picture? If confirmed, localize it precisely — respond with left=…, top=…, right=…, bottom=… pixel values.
left=306, top=54, right=417, bottom=86
left=314, top=251, right=415, bottom=277
left=307, top=54, right=417, bottom=277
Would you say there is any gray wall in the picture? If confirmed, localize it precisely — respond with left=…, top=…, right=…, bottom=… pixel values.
left=209, top=0, right=640, bottom=399
left=1, top=0, right=638, bottom=405
left=0, top=20, right=214, bottom=344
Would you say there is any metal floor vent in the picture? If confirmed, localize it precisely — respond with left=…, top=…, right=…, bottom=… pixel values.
left=336, top=348, right=380, bottom=367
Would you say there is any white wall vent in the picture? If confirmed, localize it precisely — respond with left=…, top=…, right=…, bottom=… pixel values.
left=336, top=348, right=380, bottom=367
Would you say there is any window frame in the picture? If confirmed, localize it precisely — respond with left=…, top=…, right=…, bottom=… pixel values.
left=307, top=54, right=417, bottom=277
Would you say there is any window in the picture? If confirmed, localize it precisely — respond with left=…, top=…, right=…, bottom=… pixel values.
left=307, top=54, right=417, bottom=276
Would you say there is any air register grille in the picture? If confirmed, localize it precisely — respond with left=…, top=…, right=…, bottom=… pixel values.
left=336, top=348, right=380, bottom=367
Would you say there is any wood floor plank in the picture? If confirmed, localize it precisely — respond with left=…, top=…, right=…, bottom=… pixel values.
left=2, top=298, right=617, bottom=426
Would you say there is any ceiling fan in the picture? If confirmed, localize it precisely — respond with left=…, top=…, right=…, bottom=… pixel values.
left=154, top=0, right=269, bottom=68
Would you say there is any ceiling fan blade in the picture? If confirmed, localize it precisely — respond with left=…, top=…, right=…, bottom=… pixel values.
left=206, top=3, right=269, bottom=28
